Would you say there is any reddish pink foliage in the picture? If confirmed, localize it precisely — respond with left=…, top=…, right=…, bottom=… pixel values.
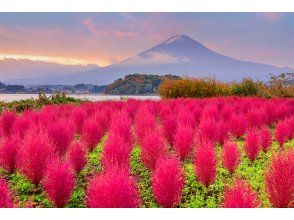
left=177, top=108, right=197, bottom=128
left=94, top=110, right=110, bottom=133
left=134, top=108, right=157, bottom=144
left=0, top=178, right=14, bottom=208
left=43, top=159, right=76, bottom=207
left=109, top=110, right=133, bottom=146
left=194, top=141, right=217, bottom=187
left=221, top=104, right=234, bottom=121
left=260, top=128, right=272, bottom=152
left=197, top=119, right=218, bottom=144
left=140, top=128, right=168, bottom=170
left=247, top=108, right=268, bottom=129
left=47, top=120, right=75, bottom=157
left=189, top=105, right=202, bottom=125
left=222, top=178, right=260, bottom=208
left=0, top=136, right=20, bottom=173
left=222, top=141, right=240, bottom=174
left=216, top=121, right=229, bottom=144
left=161, top=115, right=177, bottom=146
left=275, top=121, right=291, bottom=148
left=0, top=111, right=16, bottom=137
left=71, top=107, right=87, bottom=133
left=229, top=114, right=248, bottom=138
left=265, top=150, right=294, bottom=208
left=152, top=157, right=185, bottom=207
left=11, top=116, right=31, bottom=138
left=102, top=134, right=132, bottom=171
left=173, top=123, right=195, bottom=161
left=68, top=141, right=87, bottom=174
left=244, top=130, right=260, bottom=161
left=17, top=129, right=54, bottom=186
left=86, top=168, right=140, bottom=208
left=201, top=105, right=219, bottom=122
left=287, top=117, right=294, bottom=139
left=81, top=117, right=104, bottom=152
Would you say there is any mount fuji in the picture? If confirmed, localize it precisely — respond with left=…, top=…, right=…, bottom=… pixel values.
left=6, top=35, right=293, bottom=85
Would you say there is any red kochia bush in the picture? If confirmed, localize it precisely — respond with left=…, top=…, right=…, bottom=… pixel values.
left=0, top=177, right=14, bottom=208
left=265, top=150, right=294, bottom=208
left=247, top=108, right=268, bottom=129
left=47, top=121, right=74, bottom=157
left=81, top=117, right=104, bottom=152
left=109, top=110, right=133, bottom=145
left=0, top=111, right=16, bottom=137
left=140, top=128, right=168, bottom=170
left=43, top=159, right=76, bottom=208
left=134, top=108, right=156, bottom=145
left=275, top=121, right=290, bottom=148
left=216, top=121, right=229, bottom=144
left=197, top=119, right=218, bottom=144
left=68, top=141, right=87, bottom=174
left=173, top=124, right=194, bottom=161
left=244, top=130, right=260, bottom=161
left=221, top=104, right=234, bottom=121
left=161, top=115, right=177, bottom=146
left=152, top=157, right=185, bottom=207
left=71, top=107, right=86, bottom=133
left=229, top=114, right=247, bottom=138
left=194, top=141, right=217, bottom=187
left=11, top=116, right=31, bottom=138
left=102, top=134, right=132, bottom=171
left=222, top=141, right=240, bottom=174
left=177, top=107, right=197, bottom=129
left=222, top=178, right=260, bottom=208
left=86, top=168, right=140, bottom=208
left=17, top=129, right=54, bottom=186
left=260, top=128, right=272, bottom=152
left=0, top=136, right=19, bottom=173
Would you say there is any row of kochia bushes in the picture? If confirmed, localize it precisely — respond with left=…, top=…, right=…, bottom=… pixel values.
left=158, top=76, right=294, bottom=98
left=0, top=98, right=293, bottom=208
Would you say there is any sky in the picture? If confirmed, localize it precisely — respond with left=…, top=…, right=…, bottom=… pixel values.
left=0, top=12, right=293, bottom=68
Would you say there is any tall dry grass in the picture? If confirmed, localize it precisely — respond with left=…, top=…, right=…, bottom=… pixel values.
left=158, top=77, right=294, bottom=98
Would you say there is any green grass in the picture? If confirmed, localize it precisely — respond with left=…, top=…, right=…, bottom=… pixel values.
left=1, top=137, right=293, bottom=208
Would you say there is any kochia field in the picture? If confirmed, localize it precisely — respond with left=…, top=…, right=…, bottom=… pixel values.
left=0, top=97, right=293, bottom=208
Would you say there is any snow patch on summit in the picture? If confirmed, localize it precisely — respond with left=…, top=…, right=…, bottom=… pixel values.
left=163, top=35, right=189, bottom=44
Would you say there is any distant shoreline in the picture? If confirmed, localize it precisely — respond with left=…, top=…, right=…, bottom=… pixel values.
left=0, top=93, right=161, bottom=102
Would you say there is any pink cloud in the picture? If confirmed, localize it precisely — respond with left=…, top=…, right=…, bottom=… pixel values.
left=81, top=18, right=106, bottom=35
left=114, top=31, right=138, bottom=38
left=257, top=13, right=282, bottom=21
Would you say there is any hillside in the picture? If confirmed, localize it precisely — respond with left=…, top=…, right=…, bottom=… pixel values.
left=104, top=74, right=181, bottom=95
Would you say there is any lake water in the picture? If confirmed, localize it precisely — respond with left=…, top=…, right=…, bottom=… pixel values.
left=0, top=94, right=161, bottom=102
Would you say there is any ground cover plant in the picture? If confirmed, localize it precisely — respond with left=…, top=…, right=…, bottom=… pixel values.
left=0, top=97, right=293, bottom=208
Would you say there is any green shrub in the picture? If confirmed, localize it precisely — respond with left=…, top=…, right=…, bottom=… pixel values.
left=0, top=92, right=82, bottom=113
left=230, top=78, right=259, bottom=97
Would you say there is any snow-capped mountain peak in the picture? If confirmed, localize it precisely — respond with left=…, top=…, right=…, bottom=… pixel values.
left=163, top=35, right=191, bottom=44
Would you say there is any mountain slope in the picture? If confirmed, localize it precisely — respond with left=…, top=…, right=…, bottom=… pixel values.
left=75, top=35, right=292, bottom=85
left=5, top=35, right=293, bottom=85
